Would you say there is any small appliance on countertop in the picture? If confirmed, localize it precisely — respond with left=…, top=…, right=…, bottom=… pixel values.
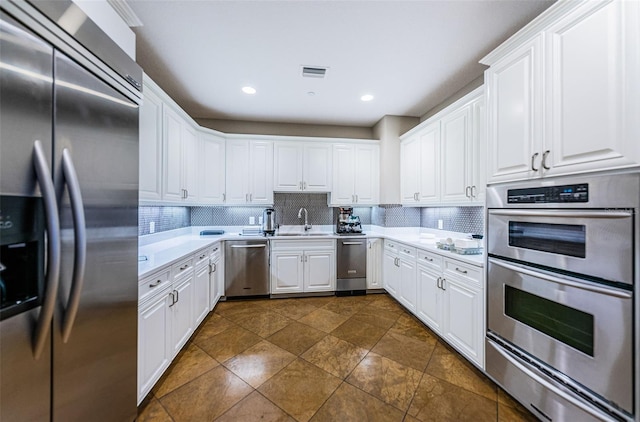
left=262, top=208, right=276, bottom=236
left=335, top=207, right=364, bottom=236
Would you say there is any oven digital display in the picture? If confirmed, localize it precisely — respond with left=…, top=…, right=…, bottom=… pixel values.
left=505, top=286, right=594, bottom=356
left=509, top=222, right=586, bottom=258
left=507, top=183, right=588, bottom=203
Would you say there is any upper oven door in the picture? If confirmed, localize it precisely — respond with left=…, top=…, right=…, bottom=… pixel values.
left=487, top=209, right=633, bottom=285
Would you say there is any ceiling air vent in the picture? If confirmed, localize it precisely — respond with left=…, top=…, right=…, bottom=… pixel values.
left=302, top=66, right=327, bottom=78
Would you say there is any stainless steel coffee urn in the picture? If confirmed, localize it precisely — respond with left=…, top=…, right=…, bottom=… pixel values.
left=262, top=208, right=276, bottom=235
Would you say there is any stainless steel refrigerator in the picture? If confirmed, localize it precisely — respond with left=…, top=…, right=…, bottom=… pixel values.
left=0, top=1, right=141, bottom=420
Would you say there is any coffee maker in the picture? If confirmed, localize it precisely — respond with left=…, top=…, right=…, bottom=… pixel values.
left=335, top=207, right=363, bottom=235
left=262, top=208, right=276, bottom=236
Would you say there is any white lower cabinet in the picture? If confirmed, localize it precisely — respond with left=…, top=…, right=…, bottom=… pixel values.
left=384, top=243, right=485, bottom=369
left=271, top=240, right=336, bottom=295
left=382, top=241, right=400, bottom=297
left=138, top=279, right=171, bottom=403
left=209, top=243, right=222, bottom=309
left=193, top=248, right=211, bottom=327
left=366, top=238, right=383, bottom=290
left=138, top=246, right=220, bottom=404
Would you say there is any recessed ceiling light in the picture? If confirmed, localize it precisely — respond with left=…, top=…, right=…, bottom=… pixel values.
left=307, top=91, right=316, bottom=96
left=242, top=86, right=256, bottom=94
left=361, top=94, right=374, bottom=102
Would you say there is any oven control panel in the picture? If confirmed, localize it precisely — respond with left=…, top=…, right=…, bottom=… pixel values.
left=507, top=183, right=588, bottom=203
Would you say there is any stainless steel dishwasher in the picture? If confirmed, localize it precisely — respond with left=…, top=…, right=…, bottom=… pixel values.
left=336, top=238, right=367, bottom=296
left=224, top=239, right=270, bottom=298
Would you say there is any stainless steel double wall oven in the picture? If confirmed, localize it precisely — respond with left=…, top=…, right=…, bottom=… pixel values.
left=486, top=172, right=638, bottom=422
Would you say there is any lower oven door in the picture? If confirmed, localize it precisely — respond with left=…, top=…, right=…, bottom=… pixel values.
left=487, top=257, right=633, bottom=413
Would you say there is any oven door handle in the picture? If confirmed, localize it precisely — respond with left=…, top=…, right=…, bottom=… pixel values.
left=489, top=209, right=632, bottom=219
left=489, top=258, right=632, bottom=299
left=487, top=338, right=611, bottom=421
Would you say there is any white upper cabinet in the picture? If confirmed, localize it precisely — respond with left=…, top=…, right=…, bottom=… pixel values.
left=198, top=131, right=226, bottom=204
left=483, top=0, right=640, bottom=183
left=400, top=87, right=483, bottom=206
left=330, top=143, right=380, bottom=206
left=225, top=139, right=274, bottom=205
left=139, top=82, right=163, bottom=202
left=274, top=142, right=331, bottom=192
left=163, top=106, right=198, bottom=203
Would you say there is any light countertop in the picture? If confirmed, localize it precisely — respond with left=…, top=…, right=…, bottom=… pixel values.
left=138, top=225, right=484, bottom=278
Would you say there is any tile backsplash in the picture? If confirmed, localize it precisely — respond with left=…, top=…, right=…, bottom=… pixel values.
left=140, top=198, right=484, bottom=236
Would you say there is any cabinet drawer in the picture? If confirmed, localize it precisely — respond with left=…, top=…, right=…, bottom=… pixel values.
left=271, top=239, right=335, bottom=251
left=417, top=249, right=442, bottom=272
left=398, top=244, right=416, bottom=259
left=139, top=269, right=170, bottom=302
left=172, top=256, right=194, bottom=281
left=210, top=242, right=221, bottom=260
left=443, top=258, right=482, bottom=287
left=384, top=240, right=399, bottom=253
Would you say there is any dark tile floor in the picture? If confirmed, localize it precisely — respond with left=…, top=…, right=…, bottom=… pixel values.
left=138, top=294, right=536, bottom=422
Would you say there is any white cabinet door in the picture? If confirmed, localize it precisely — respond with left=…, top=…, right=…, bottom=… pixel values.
left=193, top=264, right=210, bottom=327
left=182, top=125, right=198, bottom=202
left=470, top=95, right=486, bottom=202
left=353, top=144, right=379, bottom=204
left=303, top=143, right=331, bottom=192
left=199, top=133, right=226, bottom=204
left=486, top=34, right=543, bottom=183
left=249, top=140, right=274, bottom=204
left=170, top=275, right=194, bottom=356
left=271, top=251, right=304, bottom=294
left=443, top=277, right=483, bottom=366
left=139, top=86, right=163, bottom=202
left=225, top=140, right=250, bottom=204
left=163, top=107, right=184, bottom=202
left=544, top=0, right=640, bottom=176
left=209, top=255, right=221, bottom=310
left=366, top=238, right=383, bottom=289
left=382, top=250, right=399, bottom=298
left=417, top=123, right=440, bottom=203
left=441, top=106, right=471, bottom=203
left=303, top=250, right=335, bottom=292
left=399, top=257, right=417, bottom=312
left=138, top=289, right=171, bottom=403
left=331, top=144, right=356, bottom=204
left=416, top=265, right=443, bottom=334
left=274, top=142, right=303, bottom=191
left=400, top=136, right=420, bottom=204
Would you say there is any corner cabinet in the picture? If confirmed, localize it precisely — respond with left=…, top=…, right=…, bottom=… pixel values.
left=274, top=142, right=332, bottom=192
left=483, top=0, right=640, bottom=183
left=139, top=81, right=164, bottom=202
left=226, top=139, right=273, bottom=205
left=366, top=238, right=383, bottom=290
left=401, top=87, right=485, bottom=206
left=198, top=131, right=226, bottom=204
left=270, top=239, right=336, bottom=295
left=330, top=143, right=380, bottom=206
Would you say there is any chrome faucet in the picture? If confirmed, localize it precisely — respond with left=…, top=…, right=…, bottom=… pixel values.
left=298, top=207, right=312, bottom=231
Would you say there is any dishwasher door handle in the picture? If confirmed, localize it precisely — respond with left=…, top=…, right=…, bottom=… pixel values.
left=230, top=244, right=267, bottom=248
left=342, top=241, right=364, bottom=245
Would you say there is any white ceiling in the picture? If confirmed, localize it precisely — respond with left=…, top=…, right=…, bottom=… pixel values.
left=130, top=0, right=554, bottom=127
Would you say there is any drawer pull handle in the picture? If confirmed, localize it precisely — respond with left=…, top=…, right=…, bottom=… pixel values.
left=149, top=280, right=162, bottom=288
left=424, top=257, right=433, bottom=262
left=180, top=265, right=189, bottom=271
left=199, top=254, right=206, bottom=259
left=455, top=267, right=468, bottom=274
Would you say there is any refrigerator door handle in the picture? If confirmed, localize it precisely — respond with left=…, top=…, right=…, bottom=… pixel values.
left=60, top=149, right=87, bottom=343
left=32, top=140, right=61, bottom=359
